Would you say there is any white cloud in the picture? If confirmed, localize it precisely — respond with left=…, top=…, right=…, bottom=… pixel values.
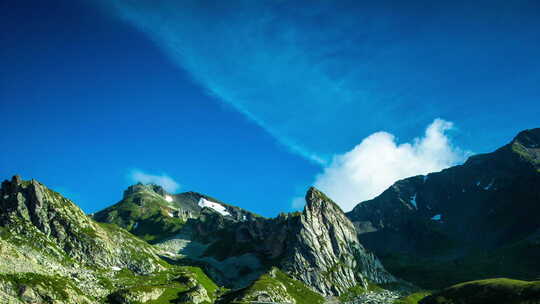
left=130, top=170, right=180, bottom=193
left=313, top=119, right=467, bottom=211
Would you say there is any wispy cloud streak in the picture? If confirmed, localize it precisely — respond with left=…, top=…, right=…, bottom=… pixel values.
left=98, top=0, right=437, bottom=163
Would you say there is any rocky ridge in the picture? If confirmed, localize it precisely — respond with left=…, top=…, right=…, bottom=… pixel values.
left=282, top=187, right=395, bottom=295
left=93, top=179, right=397, bottom=297
left=156, top=187, right=396, bottom=296
left=346, top=128, right=540, bottom=288
left=0, top=176, right=219, bottom=304
left=93, top=183, right=260, bottom=243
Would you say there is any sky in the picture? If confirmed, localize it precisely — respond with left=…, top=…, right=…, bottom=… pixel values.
left=1, top=0, right=539, bottom=216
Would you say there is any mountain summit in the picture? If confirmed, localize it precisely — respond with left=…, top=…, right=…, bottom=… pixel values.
left=93, top=184, right=258, bottom=243
left=286, top=186, right=396, bottom=295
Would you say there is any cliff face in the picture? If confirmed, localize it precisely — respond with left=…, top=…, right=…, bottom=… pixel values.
left=281, top=187, right=395, bottom=295
left=0, top=176, right=162, bottom=273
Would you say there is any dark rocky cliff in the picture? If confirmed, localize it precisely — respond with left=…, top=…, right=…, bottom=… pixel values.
left=346, top=128, right=540, bottom=288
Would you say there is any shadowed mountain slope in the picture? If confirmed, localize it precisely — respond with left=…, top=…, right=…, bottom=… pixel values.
left=347, top=128, right=540, bottom=288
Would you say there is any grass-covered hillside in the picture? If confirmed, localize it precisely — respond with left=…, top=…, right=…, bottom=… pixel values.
left=92, top=184, right=190, bottom=243
left=218, top=267, right=325, bottom=304
left=420, top=278, right=540, bottom=304
left=379, top=232, right=540, bottom=290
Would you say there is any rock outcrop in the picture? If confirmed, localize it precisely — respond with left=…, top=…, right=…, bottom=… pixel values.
left=282, top=187, right=395, bottom=295
left=224, top=267, right=324, bottom=304
left=0, top=176, right=162, bottom=273
left=109, top=287, right=165, bottom=304
left=178, top=279, right=211, bottom=304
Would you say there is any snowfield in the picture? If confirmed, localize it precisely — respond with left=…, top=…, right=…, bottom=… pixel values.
left=198, top=198, right=231, bottom=216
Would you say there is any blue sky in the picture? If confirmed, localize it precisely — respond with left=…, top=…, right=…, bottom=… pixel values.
left=1, top=0, right=539, bottom=216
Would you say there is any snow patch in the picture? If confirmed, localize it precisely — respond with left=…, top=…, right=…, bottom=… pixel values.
left=484, top=180, right=494, bottom=190
left=410, top=194, right=418, bottom=209
left=111, top=266, right=121, bottom=271
left=165, top=195, right=173, bottom=202
left=431, top=214, right=442, bottom=221
left=198, top=198, right=231, bottom=216
left=133, top=222, right=139, bottom=229
left=167, top=211, right=174, bottom=217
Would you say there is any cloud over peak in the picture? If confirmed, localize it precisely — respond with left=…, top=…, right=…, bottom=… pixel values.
left=130, top=170, right=180, bottom=193
left=313, top=119, right=466, bottom=211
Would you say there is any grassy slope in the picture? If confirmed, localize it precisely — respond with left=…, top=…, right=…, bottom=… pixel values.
left=107, top=266, right=219, bottom=304
left=338, top=282, right=383, bottom=302
left=0, top=272, right=84, bottom=302
left=420, top=278, right=540, bottom=304
left=94, top=190, right=186, bottom=243
left=394, top=292, right=432, bottom=304
left=0, top=219, right=219, bottom=304
left=220, top=268, right=324, bottom=304
left=380, top=232, right=540, bottom=290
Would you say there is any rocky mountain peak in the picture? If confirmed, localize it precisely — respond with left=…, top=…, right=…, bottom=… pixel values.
left=500, top=128, right=540, bottom=172
left=123, top=183, right=167, bottom=198
left=2, top=175, right=32, bottom=194
left=283, top=187, right=395, bottom=295
left=304, top=186, right=342, bottom=211
left=1, top=175, right=92, bottom=232
left=512, top=128, right=540, bottom=148
left=11, top=174, right=22, bottom=185
left=302, top=186, right=354, bottom=239
left=509, top=128, right=540, bottom=168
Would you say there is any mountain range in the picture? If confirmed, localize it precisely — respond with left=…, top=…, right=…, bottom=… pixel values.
left=0, top=128, right=539, bottom=304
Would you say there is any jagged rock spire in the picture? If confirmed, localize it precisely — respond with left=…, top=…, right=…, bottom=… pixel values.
left=512, top=128, right=540, bottom=148
left=283, top=187, right=395, bottom=295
